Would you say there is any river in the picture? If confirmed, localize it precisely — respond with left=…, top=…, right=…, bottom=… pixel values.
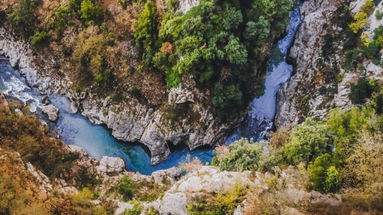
left=0, top=5, right=302, bottom=175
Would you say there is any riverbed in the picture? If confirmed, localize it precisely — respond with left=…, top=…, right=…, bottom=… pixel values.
left=0, top=4, right=302, bottom=175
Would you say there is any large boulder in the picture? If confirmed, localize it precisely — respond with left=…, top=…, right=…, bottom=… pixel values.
left=42, top=104, right=59, bottom=121
left=0, top=92, right=9, bottom=110
left=97, top=156, right=125, bottom=174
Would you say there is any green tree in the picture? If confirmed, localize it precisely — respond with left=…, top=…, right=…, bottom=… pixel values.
left=117, top=176, right=135, bottom=201
left=80, top=0, right=105, bottom=24
left=30, top=31, right=50, bottom=48
left=10, top=0, right=40, bottom=36
left=134, top=0, right=158, bottom=66
left=281, top=119, right=333, bottom=165
left=308, top=154, right=340, bottom=193
left=212, top=139, right=263, bottom=171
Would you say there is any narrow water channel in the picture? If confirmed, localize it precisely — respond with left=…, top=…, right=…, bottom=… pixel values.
left=0, top=4, right=302, bottom=175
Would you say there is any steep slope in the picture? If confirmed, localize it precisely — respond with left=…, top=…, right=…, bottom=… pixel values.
left=0, top=0, right=292, bottom=164
left=276, top=0, right=383, bottom=127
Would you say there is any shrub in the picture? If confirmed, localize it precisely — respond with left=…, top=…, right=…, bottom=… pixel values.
left=0, top=174, right=50, bottom=215
left=10, top=0, right=40, bottom=36
left=125, top=202, right=142, bottom=215
left=80, top=0, right=105, bottom=24
left=344, top=48, right=364, bottom=70
left=342, top=131, right=383, bottom=210
left=349, top=11, right=368, bottom=34
left=0, top=106, right=79, bottom=178
left=153, top=0, right=292, bottom=117
left=117, top=176, right=135, bottom=201
left=30, top=31, right=50, bottom=47
left=375, top=10, right=383, bottom=20
left=325, top=107, right=378, bottom=162
left=187, top=185, right=245, bottom=215
left=269, top=126, right=291, bottom=147
left=281, top=119, right=333, bottom=165
left=349, top=0, right=375, bottom=34
left=212, top=138, right=263, bottom=171
left=349, top=77, right=377, bottom=104
left=71, top=188, right=108, bottom=215
left=134, top=0, right=158, bottom=66
left=72, top=33, right=113, bottom=85
left=307, top=154, right=340, bottom=193
left=118, top=0, right=129, bottom=9
left=212, top=84, right=244, bottom=119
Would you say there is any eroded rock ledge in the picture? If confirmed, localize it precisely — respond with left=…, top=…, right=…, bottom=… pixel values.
left=276, top=0, right=349, bottom=127
left=0, top=27, right=241, bottom=164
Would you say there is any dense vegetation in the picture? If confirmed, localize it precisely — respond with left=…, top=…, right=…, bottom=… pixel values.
left=0, top=105, right=78, bottom=178
left=150, top=0, right=293, bottom=118
left=116, top=176, right=168, bottom=202
left=5, top=0, right=293, bottom=120
left=0, top=104, right=114, bottom=215
left=212, top=87, right=383, bottom=211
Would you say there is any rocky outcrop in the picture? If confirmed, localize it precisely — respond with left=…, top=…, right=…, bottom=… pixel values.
left=178, top=0, right=199, bottom=13
left=132, top=166, right=343, bottom=215
left=0, top=92, right=9, bottom=110
left=275, top=0, right=349, bottom=127
left=0, top=27, right=240, bottom=165
left=42, top=104, right=59, bottom=121
left=276, top=0, right=383, bottom=128
left=97, top=156, right=126, bottom=174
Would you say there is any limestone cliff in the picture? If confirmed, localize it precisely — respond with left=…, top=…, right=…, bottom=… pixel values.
left=276, top=0, right=383, bottom=127
left=0, top=0, right=242, bottom=164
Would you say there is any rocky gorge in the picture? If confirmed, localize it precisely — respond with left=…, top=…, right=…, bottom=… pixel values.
left=276, top=0, right=383, bottom=127
left=0, top=25, right=237, bottom=165
left=2, top=0, right=383, bottom=214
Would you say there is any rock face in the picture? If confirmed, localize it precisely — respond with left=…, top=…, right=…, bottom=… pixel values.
left=153, top=166, right=342, bottom=215
left=0, top=92, right=9, bottom=109
left=178, top=0, right=199, bottom=13
left=276, top=0, right=383, bottom=128
left=97, top=156, right=126, bottom=174
left=275, top=0, right=348, bottom=127
left=42, top=104, right=59, bottom=121
left=0, top=26, right=240, bottom=165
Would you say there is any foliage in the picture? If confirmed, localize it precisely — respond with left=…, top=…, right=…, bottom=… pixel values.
left=349, top=0, right=375, bottom=33
left=80, top=0, right=105, bottom=24
left=117, top=176, right=135, bottom=201
left=211, top=138, right=263, bottom=171
left=349, top=77, right=377, bottom=104
left=118, top=0, right=129, bottom=10
left=376, top=10, right=383, bottom=20
left=307, top=154, right=340, bottom=193
left=187, top=185, right=245, bottom=215
left=0, top=106, right=78, bottom=178
left=325, top=107, right=377, bottom=160
left=0, top=174, right=49, bottom=215
left=342, top=131, right=383, bottom=210
left=72, top=32, right=114, bottom=85
left=30, top=31, right=50, bottom=48
left=117, top=176, right=167, bottom=202
left=71, top=188, right=108, bottom=215
left=9, top=0, right=40, bottom=36
left=152, top=0, right=292, bottom=118
left=124, top=202, right=142, bottom=215
left=50, top=1, right=80, bottom=33
left=280, top=119, right=333, bottom=165
left=134, top=0, right=158, bottom=67
left=269, top=126, right=291, bottom=147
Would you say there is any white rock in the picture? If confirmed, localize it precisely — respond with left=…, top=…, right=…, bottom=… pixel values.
left=158, top=192, right=188, bottom=215
left=67, top=145, right=88, bottom=157
left=178, top=0, right=199, bottom=13
left=42, top=104, right=59, bottom=121
left=114, top=201, right=134, bottom=215
left=97, top=156, right=125, bottom=174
